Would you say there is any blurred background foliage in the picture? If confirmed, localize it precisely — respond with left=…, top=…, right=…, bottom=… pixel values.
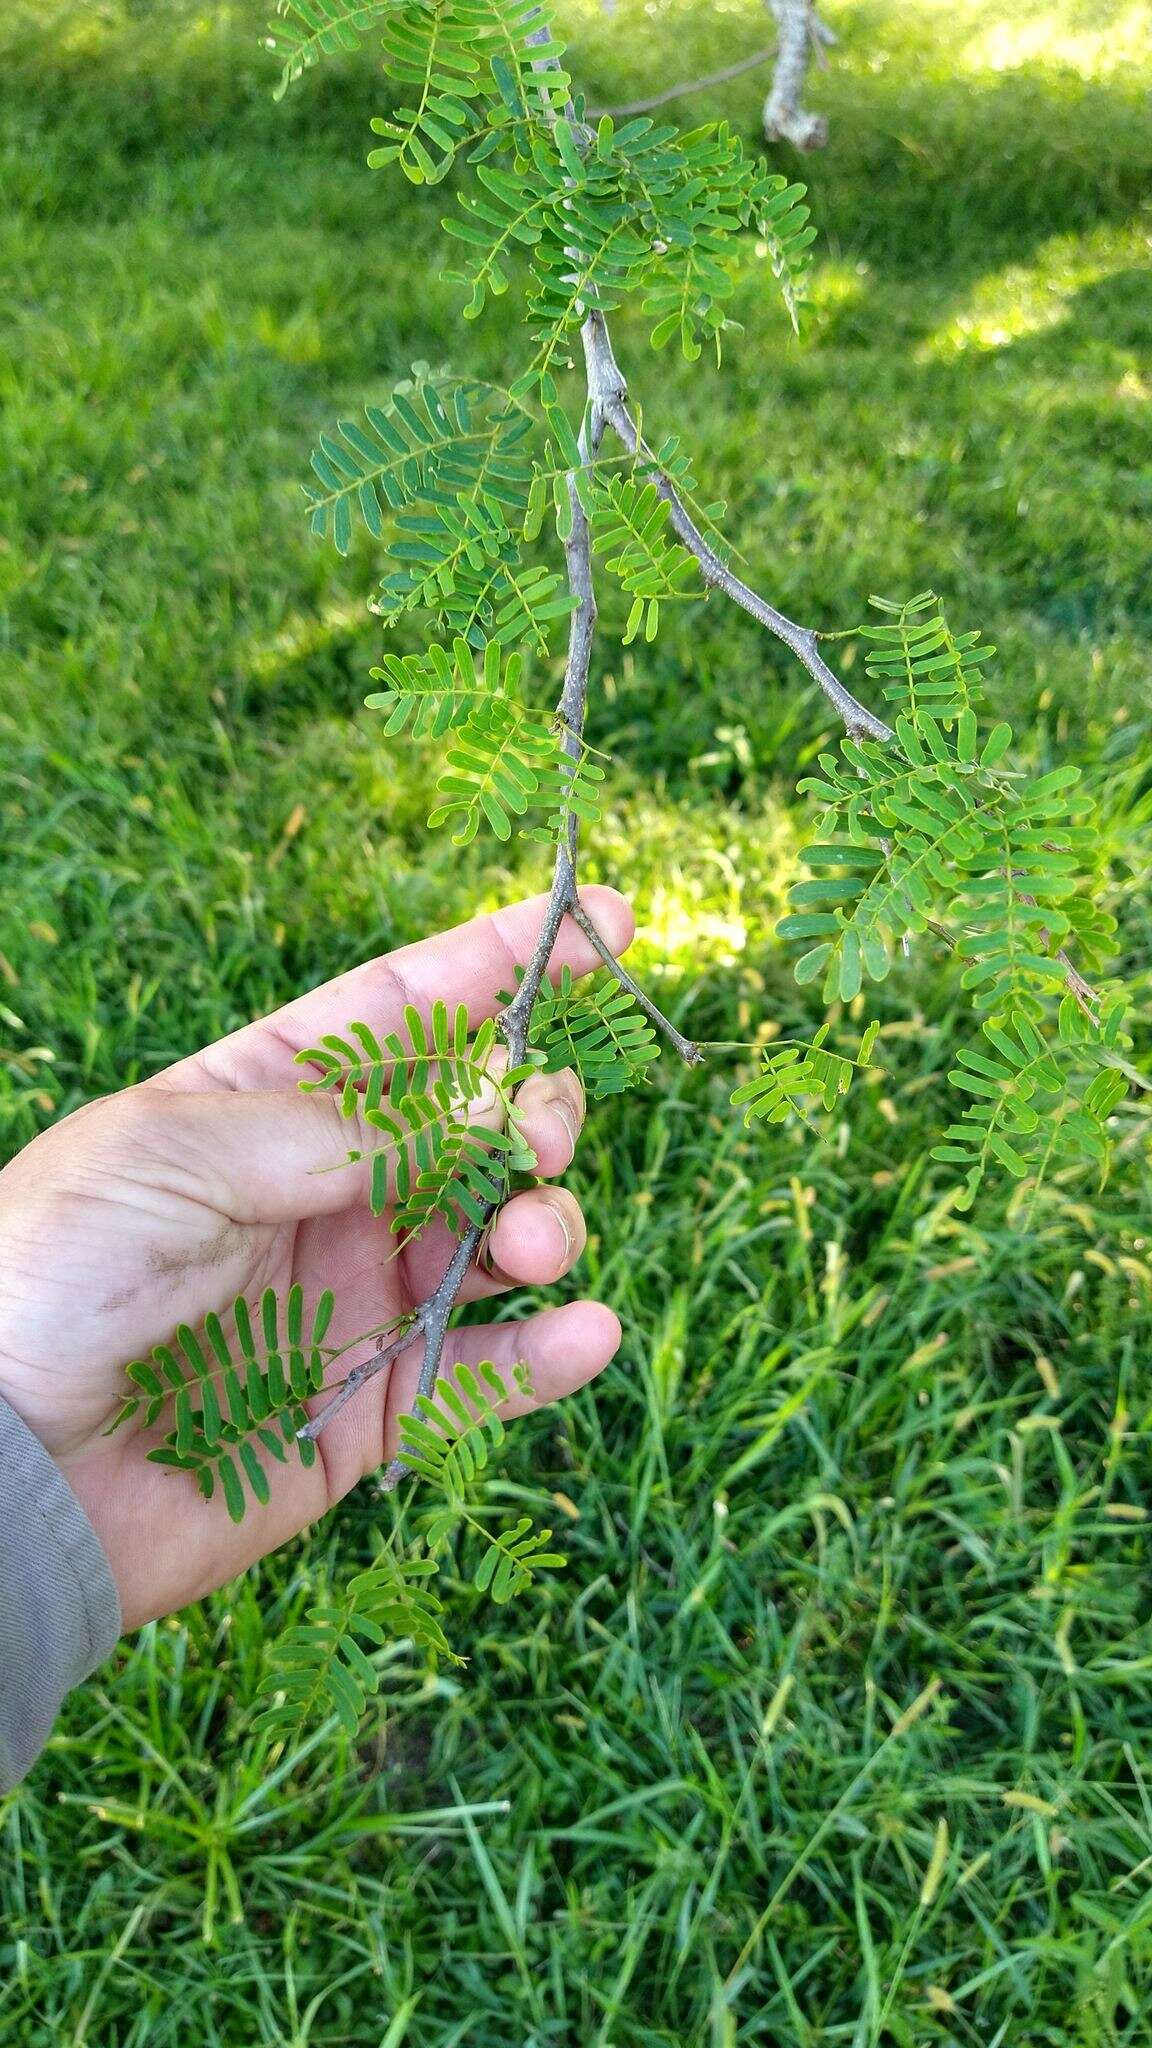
left=1, top=1, right=1152, bottom=2041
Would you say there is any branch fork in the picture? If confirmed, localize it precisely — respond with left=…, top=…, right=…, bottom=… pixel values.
left=299, top=21, right=1109, bottom=1491
left=302, top=55, right=910, bottom=1473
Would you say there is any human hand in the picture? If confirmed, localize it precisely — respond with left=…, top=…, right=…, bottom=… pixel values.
left=0, top=889, right=632, bottom=1631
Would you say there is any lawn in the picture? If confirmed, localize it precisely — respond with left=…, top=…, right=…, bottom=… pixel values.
left=2, top=0, right=1152, bottom=2040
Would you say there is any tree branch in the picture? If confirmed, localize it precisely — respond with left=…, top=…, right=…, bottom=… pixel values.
left=303, top=28, right=1014, bottom=1474
left=304, top=42, right=724, bottom=1477
left=302, top=316, right=656, bottom=1477
left=585, top=45, right=777, bottom=123
left=297, top=1325, right=412, bottom=1443
left=567, top=898, right=703, bottom=1066
left=581, top=313, right=893, bottom=743
left=304, top=207, right=893, bottom=1469
left=763, top=0, right=835, bottom=152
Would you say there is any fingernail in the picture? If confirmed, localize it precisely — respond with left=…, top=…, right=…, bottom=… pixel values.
left=544, top=1196, right=574, bottom=1263
left=550, top=1096, right=579, bottom=1153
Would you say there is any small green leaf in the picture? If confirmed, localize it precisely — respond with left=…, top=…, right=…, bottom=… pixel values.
left=981, top=722, right=1013, bottom=766
left=219, top=1455, right=246, bottom=1525
left=795, top=944, right=833, bottom=986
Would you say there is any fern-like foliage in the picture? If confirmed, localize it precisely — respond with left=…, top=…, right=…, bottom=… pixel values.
left=254, top=1552, right=457, bottom=1739
left=634, top=142, right=813, bottom=353
left=751, top=175, right=816, bottom=335
left=398, top=1356, right=510, bottom=1488
left=427, top=698, right=562, bottom=843
left=781, top=700, right=1099, bottom=1014
left=297, top=995, right=498, bottom=1112
left=403, top=1362, right=565, bottom=1600
left=524, top=736, right=608, bottom=849
left=394, top=1116, right=535, bottom=1236
left=932, top=1002, right=1129, bottom=1210
left=140, top=5, right=1140, bottom=1753
left=365, top=630, right=506, bottom=737
left=265, top=0, right=397, bottom=101
left=436, top=109, right=812, bottom=395
left=255, top=1361, right=564, bottom=1739
left=305, top=373, right=530, bottom=556
left=442, top=135, right=563, bottom=317
left=297, top=997, right=538, bottom=1236
left=365, top=633, right=606, bottom=845
left=780, top=596, right=1130, bottom=1205
left=284, top=1, right=811, bottom=636
left=732, top=1021, right=879, bottom=1130
left=368, top=4, right=491, bottom=185
left=110, top=1287, right=334, bottom=1520
left=589, top=472, right=700, bottom=644
left=862, top=591, right=995, bottom=727
left=368, top=0, right=571, bottom=185
left=526, top=965, right=661, bottom=1098
left=268, top=16, right=1135, bottom=1229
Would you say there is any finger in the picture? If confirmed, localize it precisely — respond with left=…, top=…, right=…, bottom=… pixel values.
left=98, top=1295, right=619, bottom=1627
left=393, top=1064, right=585, bottom=1302
left=510, top=1066, right=585, bottom=1178
left=400, top=1184, right=587, bottom=1306
left=152, top=887, right=634, bottom=1094
left=381, top=1299, right=621, bottom=1464
left=483, top=1185, right=586, bottom=1288
left=113, top=1075, right=509, bottom=1226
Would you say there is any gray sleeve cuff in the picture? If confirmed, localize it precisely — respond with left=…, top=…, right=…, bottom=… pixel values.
left=0, top=1392, right=122, bottom=1791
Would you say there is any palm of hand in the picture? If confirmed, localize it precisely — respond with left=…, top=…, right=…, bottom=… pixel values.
left=0, top=893, right=630, bottom=1630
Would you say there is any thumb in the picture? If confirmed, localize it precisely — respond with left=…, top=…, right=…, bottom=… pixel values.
left=140, top=1060, right=510, bottom=1225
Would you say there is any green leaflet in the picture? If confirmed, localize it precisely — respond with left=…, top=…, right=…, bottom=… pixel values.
left=524, top=739, right=607, bottom=847
left=527, top=965, right=661, bottom=1099
left=781, top=628, right=1095, bottom=1017
left=364, top=0, right=571, bottom=185
left=404, top=1362, right=565, bottom=1601
left=427, top=698, right=560, bottom=843
left=373, top=494, right=573, bottom=648
left=368, top=5, right=490, bottom=185
left=305, top=374, right=531, bottom=557
left=295, top=996, right=503, bottom=1116
left=405, top=678, right=605, bottom=847
left=252, top=1553, right=457, bottom=1741
left=731, top=1022, right=880, bottom=1130
left=292, top=17, right=812, bottom=666
left=265, top=0, right=399, bottom=101
left=862, top=591, right=995, bottom=728
left=469, top=1515, right=566, bottom=1603
left=108, top=1286, right=335, bottom=1520
left=588, top=472, right=701, bottom=644
left=932, top=1004, right=1128, bottom=1210
left=365, top=633, right=516, bottom=739
left=397, top=1358, right=510, bottom=1491
left=339, top=525, right=608, bottom=834
left=777, top=596, right=1129, bottom=1205
left=442, top=136, right=564, bottom=316
left=387, top=1114, right=537, bottom=1240
left=297, top=993, right=537, bottom=1240
left=752, top=174, right=816, bottom=336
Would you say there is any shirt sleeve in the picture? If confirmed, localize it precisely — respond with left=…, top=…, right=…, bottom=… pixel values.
left=0, top=1392, right=122, bottom=1792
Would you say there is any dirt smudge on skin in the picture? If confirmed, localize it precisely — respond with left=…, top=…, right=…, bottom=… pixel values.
left=101, top=1220, right=251, bottom=1312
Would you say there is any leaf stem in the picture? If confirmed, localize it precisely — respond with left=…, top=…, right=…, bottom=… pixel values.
left=567, top=899, right=702, bottom=1066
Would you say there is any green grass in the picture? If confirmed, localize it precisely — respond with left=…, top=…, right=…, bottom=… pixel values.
left=2, top=0, right=1152, bottom=2039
